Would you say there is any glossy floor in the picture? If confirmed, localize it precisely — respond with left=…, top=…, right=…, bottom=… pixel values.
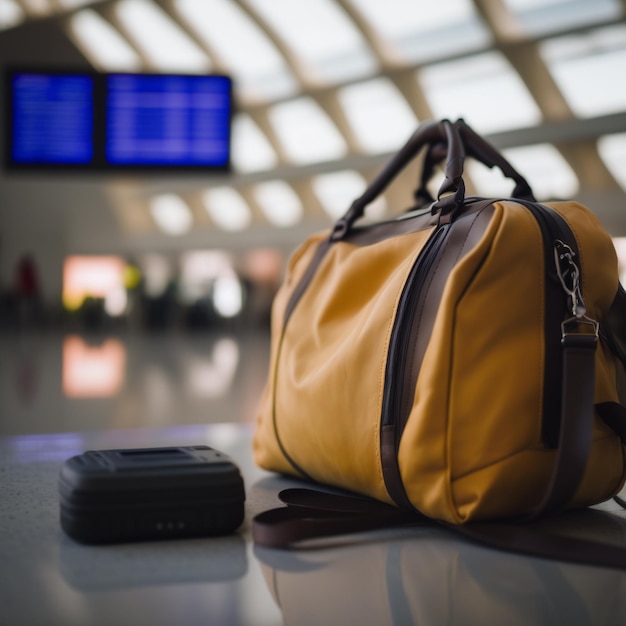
left=0, top=329, right=271, bottom=436
left=2, top=424, right=626, bottom=626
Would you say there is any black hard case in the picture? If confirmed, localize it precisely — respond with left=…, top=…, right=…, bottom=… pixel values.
left=59, top=446, right=245, bottom=544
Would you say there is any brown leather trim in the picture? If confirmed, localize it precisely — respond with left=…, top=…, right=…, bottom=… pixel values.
left=401, top=202, right=496, bottom=432
left=283, top=239, right=332, bottom=325
left=343, top=209, right=439, bottom=247
left=381, top=200, right=496, bottom=509
left=343, top=198, right=497, bottom=248
left=381, top=425, right=413, bottom=510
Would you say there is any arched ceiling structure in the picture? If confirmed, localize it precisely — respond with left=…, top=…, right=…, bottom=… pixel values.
left=1, top=0, right=626, bottom=250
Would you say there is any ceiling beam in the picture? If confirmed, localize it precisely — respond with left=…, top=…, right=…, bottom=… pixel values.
left=138, top=113, right=626, bottom=195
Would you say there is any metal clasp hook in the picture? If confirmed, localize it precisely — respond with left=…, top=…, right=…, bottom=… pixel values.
left=553, top=240, right=599, bottom=342
left=554, top=240, right=586, bottom=318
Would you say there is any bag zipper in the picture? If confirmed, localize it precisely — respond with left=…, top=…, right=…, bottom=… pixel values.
left=380, top=223, right=449, bottom=508
left=381, top=223, right=449, bottom=434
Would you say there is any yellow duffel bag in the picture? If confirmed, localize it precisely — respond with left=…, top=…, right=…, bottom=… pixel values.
left=253, top=120, right=626, bottom=549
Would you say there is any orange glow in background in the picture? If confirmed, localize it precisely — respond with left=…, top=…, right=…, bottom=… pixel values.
left=63, top=256, right=126, bottom=311
left=63, top=336, right=126, bottom=398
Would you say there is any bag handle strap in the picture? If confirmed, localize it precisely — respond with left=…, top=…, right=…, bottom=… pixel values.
left=333, top=118, right=537, bottom=237
left=252, top=488, right=626, bottom=570
left=413, top=120, right=536, bottom=209
left=331, top=119, right=465, bottom=240
left=456, top=119, right=535, bottom=200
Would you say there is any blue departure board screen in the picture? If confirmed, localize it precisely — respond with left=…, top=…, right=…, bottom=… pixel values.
left=10, top=73, right=94, bottom=165
left=106, top=74, right=232, bottom=167
left=4, top=69, right=233, bottom=173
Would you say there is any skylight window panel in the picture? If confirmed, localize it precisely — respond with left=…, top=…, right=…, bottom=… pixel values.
left=253, top=181, right=303, bottom=227
left=245, top=0, right=377, bottom=84
left=467, top=144, right=579, bottom=199
left=0, top=0, right=24, bottom=29
left=501, top=0, right=621, bottom=36
left=268, top=98, right=347, bottom=165
left=312, top=170, right=366, bottom=220
left=598, top=133, right=626, bottom=192
left=338, top=78, right=418, bottom=154
left=115, top=0, right=210, bottom=73
left=202, top=187, right=253, bottom=232
left=419, top=52, right=542, bottom=134
left=149, top=194, right=194, bottom=235
left=175, top=0, right=296, bottom=101
left=540, top=26, right=626, bottom=118
left=231, top=115, right=278, bottom=173
left=345, top=0, right=490, bottom=63
left=69, top=10, right=142, bottom=72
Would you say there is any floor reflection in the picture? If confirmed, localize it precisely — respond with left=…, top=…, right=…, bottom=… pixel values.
left=0, top=330, right=271, bottom=436
left=59, top=534, right=248, bottom=591
left=63, top=336, right=126, bottom=398
left=253, top=509, right=626, bottom=626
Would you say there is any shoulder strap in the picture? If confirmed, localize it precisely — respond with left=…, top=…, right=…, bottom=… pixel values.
left=252, top=488, right=626, bottom=570
left=532, top=328, right=597, bottom=517
left=252, top=489, right=422, bottom=548
left=252, top=489, right=425, bottom=548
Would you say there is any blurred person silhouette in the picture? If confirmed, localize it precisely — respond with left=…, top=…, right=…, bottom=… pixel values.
left=143, top=276, right=179, bottom=332
left=13, top=254, right=44, bottom=328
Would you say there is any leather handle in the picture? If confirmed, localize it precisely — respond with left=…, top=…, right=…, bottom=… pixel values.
left=413, top=120, right=536, bottom=208
left=456, top=119, right=535, bottom=201
left=330, top=119, right=465, bottom=240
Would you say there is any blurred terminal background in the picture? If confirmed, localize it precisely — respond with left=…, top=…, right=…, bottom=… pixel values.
left=1, top=0, right=626, bottom=437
